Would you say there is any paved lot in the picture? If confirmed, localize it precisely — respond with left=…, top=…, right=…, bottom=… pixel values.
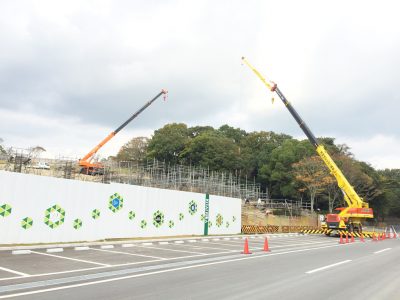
left=0, top=234, right=399, bottom=299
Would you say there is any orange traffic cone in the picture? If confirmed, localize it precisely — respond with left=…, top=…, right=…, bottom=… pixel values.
left=339, top=233, right=344, bottom=244
left=350, top=233, right=355, bottom=243
left=360, top=233, right=365, bottom=242
left=263, top=237, right=270, bottom=252
left=345, top=233, right=349, bottom=243
left=242, top=238, right=252, bottom=254
left=372, top=233, right=377, bottom=242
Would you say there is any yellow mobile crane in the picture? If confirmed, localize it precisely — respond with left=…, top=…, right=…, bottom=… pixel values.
left=242, top=57, right=373, bottom=234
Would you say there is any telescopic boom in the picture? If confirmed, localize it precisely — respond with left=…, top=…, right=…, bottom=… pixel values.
left=79, top=89, right=168, bottom=170
left=242, top=57, right=372, bottom=233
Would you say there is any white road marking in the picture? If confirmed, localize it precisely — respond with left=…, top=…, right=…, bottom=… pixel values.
left=11, top=250, right=31, bottom=255
left=374, top=248, right=391, bottom=254
left=0, top=243, right=347, bottom=299
left=90, top=248, right=166, bottom=260
left=0, top=266, right=29, bottom=277
left=30, top=251, right=110, bottom=267
left=100, top=245, right=114, bottom=249
left=212, top=238, right=220, bottom=241
left=174, top=241, right=184, bottom=244
left=142, top=243, right=153, bottom=246
left=121, top=244, right=134, bottom=248
left=201, top=239, right=209, bottom=242
left=306, top=260, right=352, bottom=274
left=74, top=247, right=90, bottom=251
left=136, top=245, right=207, bottom=255
left=159, top=242, right=169, bottom=245
left=46, top=248, right=63, bottom=253
left=223, top=238, right=231, bottom=241
left=188, top=240, right=197, bottom=243
left=174, top=244, right=237, bottom=252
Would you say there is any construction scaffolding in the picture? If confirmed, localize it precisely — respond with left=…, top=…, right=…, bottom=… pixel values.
left=104, top=159, right=266, bottom=199
left=0, top=148, right=265, bottom=199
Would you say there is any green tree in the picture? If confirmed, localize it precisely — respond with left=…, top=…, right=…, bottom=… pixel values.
left=258, top=139, right=314, bottom=198
left=117, top=137, right=149, bottom=162
left=218, top=125, right=247, bottom=144
left=180, top=131, right=240, bottom=171
left=188, top=126, right=215, bottom=138
left=146, top=123, right=189, bottom=164
left=0, top=138, right=5, bottom=155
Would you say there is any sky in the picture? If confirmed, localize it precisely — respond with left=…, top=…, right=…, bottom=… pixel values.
left=0, top=0, right=399, bottom=169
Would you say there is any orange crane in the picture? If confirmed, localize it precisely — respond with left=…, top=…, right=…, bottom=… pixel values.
left=79, top=89, right=168, bottom=175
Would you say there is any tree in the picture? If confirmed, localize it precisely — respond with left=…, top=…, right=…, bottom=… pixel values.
left=292, top=155, right=331, bottom=212
left=117, top=137, right=149, bottom=162
left=217, top=125, right=247, bottom=144
left=146, top=123, right=189, bottom=164
left=180, top=131, right=240, bottom=171
left=258, top=139, right=314, bottom=198
left=0, top=138, right=5, bottom=155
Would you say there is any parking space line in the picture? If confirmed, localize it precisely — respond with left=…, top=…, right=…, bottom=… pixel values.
left=74, top=247, right=90, bottom=251
left=31, top=251, right=110, bottom=267
left=11, top=250, right=31, bottom=255
left=100, top=245, right=114, bottom=249
left=0, top=266, right=29, bottom=277
left=0, top=243, right=345, bottom=299
left=174, top=244, right=237, bottom=252
left=46, top=248, right=63, bottom=253
left=136, top=245, right=207, bottom=255
left=90, top=248, right=167, bottom=260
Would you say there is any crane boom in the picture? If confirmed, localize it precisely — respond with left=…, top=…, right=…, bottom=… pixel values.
left=242, top=57, right=372, bottom=232
left=79, top=89, right=168, bottom=172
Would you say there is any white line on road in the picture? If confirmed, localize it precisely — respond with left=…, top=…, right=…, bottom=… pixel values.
left=0, top=266, right=29, bottom=277
left=135, top=245, right=207, bottom=255
left=374, top=248, right=391, bottom=254
left=0, top=243, right=347, bottom=299
left=46, top=248, right=63, bottom=253
left=90, top=248, right=166, bottom=260
left=121, top=244, right=134, bottom=248
left=11, top=250, right=31, bottom=255
left=30, top=251, right=110, bottom=267
left=74, top=247, right=90, bottom=251
left=159, top=242, right=169, bottom=245
left=100, top=245, right=114, bottom=249
left=174, top=241, right=184, bottom=244
left=306, top=260, right=352, bottom=274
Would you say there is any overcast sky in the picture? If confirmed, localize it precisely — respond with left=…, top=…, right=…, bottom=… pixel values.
left=1, top=0, right=399, bottom=169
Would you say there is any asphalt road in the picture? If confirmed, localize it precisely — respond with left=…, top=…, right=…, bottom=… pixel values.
left=0, top=234, right=399, bottom=299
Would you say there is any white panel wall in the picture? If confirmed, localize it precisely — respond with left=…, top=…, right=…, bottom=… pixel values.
left=0, top=171, right=241, bottom=244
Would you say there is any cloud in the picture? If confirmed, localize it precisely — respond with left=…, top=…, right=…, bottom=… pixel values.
left=0, top=0, right=399, bottom=169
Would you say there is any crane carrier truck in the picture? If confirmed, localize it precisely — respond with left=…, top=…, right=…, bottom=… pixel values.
left=242, top=57, right=373, bottom=234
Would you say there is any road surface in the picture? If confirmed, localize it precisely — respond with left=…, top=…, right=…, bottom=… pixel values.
left=0, top=234, right=399, bottom=299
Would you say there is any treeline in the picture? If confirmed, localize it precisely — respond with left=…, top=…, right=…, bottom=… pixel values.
left=114, top=123, right=400, bottom=220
